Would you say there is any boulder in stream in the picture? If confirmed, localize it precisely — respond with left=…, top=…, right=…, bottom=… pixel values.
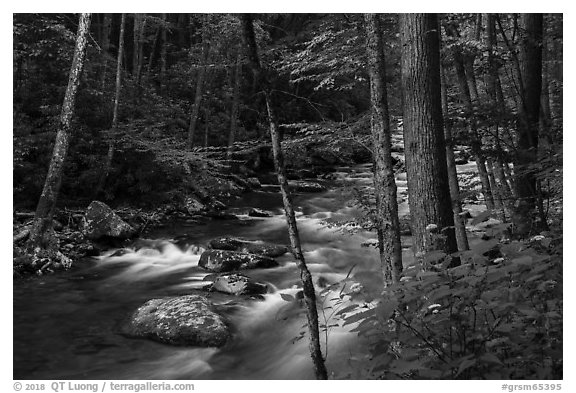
left=248, top=208, right=272, bottom=218
left=211, top=274, right=268, bottom=296
left=208, top=236, right=288, bottom=258
left=122, top=295, right=230, bottom=347
left=83, top=201, right=136, bottom=241
left=199, top=250, right=278, bottom=272
left=288, top=180, right=326, bottom=193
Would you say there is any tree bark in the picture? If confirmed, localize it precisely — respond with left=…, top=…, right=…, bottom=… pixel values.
left=187, top=17, right=210, bottom=150
left=204, top=106, right=210, bottom=148
left=445, top=23, right=495, bottom=211
left=240, top=14, right=328, bottom=380
left=513, top=13, right=545, bottom=236
left=96, top=13, right=126, bottom=197
left=400, top=14, right=458, bottom=261
left=364, top=13, right=403, bottom=284
left=146, top=26, right=161, bottom=75
left=160, top=13, right=168, bottom=93
left=28, top=14, right=92, bottom=249
left=226, top=54, right=242, bottom=159
left=440, top=65, right=469, bottom=251
left=100, top=13, right=112, bottom=89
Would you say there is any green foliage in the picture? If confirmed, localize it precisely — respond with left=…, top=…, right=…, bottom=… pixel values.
left=333, top=231, right=562, bottom=379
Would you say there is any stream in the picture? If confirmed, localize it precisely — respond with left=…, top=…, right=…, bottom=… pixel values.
left=14, top=163, right=418, bottom=380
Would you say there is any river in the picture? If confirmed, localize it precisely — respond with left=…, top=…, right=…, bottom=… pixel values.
left=14, top=163, right=418, bottom=380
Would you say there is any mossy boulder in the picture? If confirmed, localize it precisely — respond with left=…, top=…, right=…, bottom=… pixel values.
left=122, top=295, right=229, bottom=347
left=83, top=201, right=136, bottom=241
left=198, top=250, right=279, bottom=272
left=211, top=274, right=268, bottom=296
left=208, top=236, right=288, bottom=258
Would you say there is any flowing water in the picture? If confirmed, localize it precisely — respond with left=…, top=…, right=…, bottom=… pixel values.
left=14, top=164, right=417, bottom=380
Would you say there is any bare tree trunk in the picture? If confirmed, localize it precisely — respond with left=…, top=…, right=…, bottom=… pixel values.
left=160, top=13, right=168, bottom=93
left=486, top=158, right=506, bottom=220
left=440, top=66, right=469, bottom=251
left=513, top=13, right=546, bottom=235
left=240, top=14, right=328, bottom=380
left=364, top=13, right=403, bottom=284
left=136, top=16, right=147, bottom=86
left=28, top=14, right=92, bottom=250
left=400, top=14, right=458, bottom=261
left=187, top=17, right=210, bottom=150
left=445, top=23, right=495, bottom=211
left=204, top=106, right=209, bottom=148
left=133, top=14, right=142, bottom=75
left=226, top=54, right=242, bottom=159
left=100, top=13, right=112, bottom=89
left=146, top=26, right=161, bottom=75
left=96, top=13, right=126, bottom=197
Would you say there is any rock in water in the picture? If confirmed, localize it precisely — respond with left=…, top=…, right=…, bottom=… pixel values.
left=248, top=208, right=272, bottom=218
left=83, top=201, right=136, bottom=241
left=199, top=250, right=278, bottom=272
left=212, top=274, right=268, bottom=296
left=208, top=236, right=288, bottom=258
left=122, top=295, right=229, bottom=347
left=288, top=180, right=326, bottom=193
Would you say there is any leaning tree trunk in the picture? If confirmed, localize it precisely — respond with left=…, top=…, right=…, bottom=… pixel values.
left=96, top=13, right=126, bottom=197
left=440, top=65, right=469, bottom=251
left=226, top=54, right=242, bottom=159
left=28, top=14, right=92, bottom=250
left=513, top=13, right=545, bottom=236
left=364, top=13, right=403, bottom=284
left=240, top=14, right=328, bottom=380
left=400, top=13, right=458, bottom=262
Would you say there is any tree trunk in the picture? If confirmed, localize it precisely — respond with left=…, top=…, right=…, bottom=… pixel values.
left=226, top=54, right=242, bottom=159
left=364, top=13, right=403, bottom=284
left=440, top=65, right=469, bottom=251
left=160, top=13, right=168, bottom=93
left=204, top=106, right=210, bottom=148
left=96, top=13, right=126, bottom=197
left=187, top=18, right=210, bottom=150
left=513, top=13, right=545, bottom=236
left=133, top=14, right=142, bottom=75
left=146, top=26, right=161, bottom=75
left=28, top=14, right=92, bottom=250
left=240, top=14, right=328, bottom=380
left=100, top=13, right=112, bottom=89
left=400, top=14, right=458, bottom=262
left=445, top=23, right=495, bottom=211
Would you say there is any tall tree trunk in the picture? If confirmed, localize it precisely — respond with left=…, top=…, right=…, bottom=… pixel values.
left=146, top=26, right=161, bottom=75
left=133, top=14, right=142, bottom=75
left=187, top=17, right=210, bottom=150
left=486, top=14, right=514, bottom=218
left=204, top=106, right=210, bottom=148
left=445, top=23, right=495, bottom=211
left=160, top=13, right=168, bottom=93
left=513, top=13, right=545, bottom=236
left=96, top=13, right=126, bottom=197
left=540, top=21, right=552, bottom=140
left=28, top=14, right=92, bottom=250
left=440, top=65, right=469, bottom=251
left=226, top=54, right=242, bottom=159
left=400, top=14, right=458, bottom=262
left=240, top=14, right=328, bottom=380
left=364, top=13, right=402, bottom=284
left=136, top=16, right=147, bottom=85
left=100, top=13, right=112, bottom=89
